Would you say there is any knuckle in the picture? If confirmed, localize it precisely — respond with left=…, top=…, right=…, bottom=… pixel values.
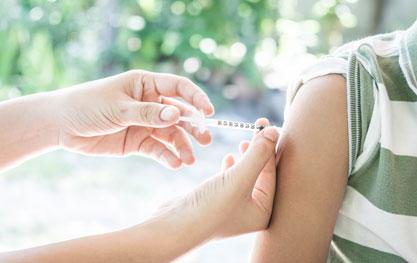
left=142, top=71, right=152, bottom=81
left=124, top=70, right=141, bottom=85
left=139, top=104, right=157, bottom=124
left=142, top=73, right=157, bottom=93
left=141, top=73, right=151, bottom=86
left=126, top=69, right=145, bottom=77
left=178, top=76, right=190, bottom=84
left=123, top=70, right=145, bottom=99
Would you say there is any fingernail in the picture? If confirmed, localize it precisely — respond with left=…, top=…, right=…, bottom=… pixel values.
left=160, top=106, right=178, bottom=122
left=205, top=103, right=215, bottom=116
left=255, top=117, right=269, bottom=126
left=262, top=127, right=278, bottom=142
left=181, top=150, right=195, bottom=164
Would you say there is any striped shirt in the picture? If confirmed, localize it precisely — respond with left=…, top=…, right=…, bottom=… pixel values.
left=286, top=21, right=417, bottom=262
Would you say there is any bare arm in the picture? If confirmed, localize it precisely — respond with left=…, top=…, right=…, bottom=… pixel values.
left=0, top=92, right=59, bottom=170
left=0, top=214, right=211, bottom=263
left=0, top=125, right=280, bottom=263
left=252, top=75, right=349, bottom=262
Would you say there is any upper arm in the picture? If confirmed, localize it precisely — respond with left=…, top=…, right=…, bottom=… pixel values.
left=252, top=74, right=349, bottom=262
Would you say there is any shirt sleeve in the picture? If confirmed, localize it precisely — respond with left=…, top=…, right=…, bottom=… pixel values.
left=284, top=57, right=348, bottom=120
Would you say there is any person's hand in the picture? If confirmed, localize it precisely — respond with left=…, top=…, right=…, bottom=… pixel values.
left=52, top=70, right=214, bottom=169
left=215, top=119, right=278, bottom=237
left=155, top=118, right=279, bottom=240
left=0, top=118, right=279, bottom=263
left=120, top=118, right=279, bottom=262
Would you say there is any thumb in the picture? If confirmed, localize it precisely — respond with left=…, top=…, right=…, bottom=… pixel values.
left=229, top=127, right=279, bottom=191
left=123, top=102, right=180, bottom=127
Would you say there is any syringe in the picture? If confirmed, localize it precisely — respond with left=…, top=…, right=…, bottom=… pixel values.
left=179, top=116, right=265, bottom=132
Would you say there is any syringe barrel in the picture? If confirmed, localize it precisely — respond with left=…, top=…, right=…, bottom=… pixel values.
left=206, top=118, right=260, bottom=131
left=179, top=115, right=277, bottom=132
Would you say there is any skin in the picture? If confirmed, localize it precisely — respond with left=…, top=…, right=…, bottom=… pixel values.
left=0, top=70, right=280, bottom=262
left=252, top=74, right=349, bottom=262
left=0, top=70, right=215, bottom=171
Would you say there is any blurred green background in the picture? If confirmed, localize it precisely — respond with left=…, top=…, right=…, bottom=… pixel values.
left=1, top=0, right=415, bottom=115
left=0, top=0, right=415, bottom=262
left=3, top=0, right=414, bottom=109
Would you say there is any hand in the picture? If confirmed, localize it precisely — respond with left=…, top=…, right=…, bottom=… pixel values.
left=215, top=119, right=278, bottom=237
left=0, top=119, right=279, bottom=263
left=53, top=70, right=214, bottom=169
left=156, top=118, right=279, bottom=240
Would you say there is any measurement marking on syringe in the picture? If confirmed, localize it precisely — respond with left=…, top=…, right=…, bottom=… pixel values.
left=179, top=115, right=267, bottom=132
left=216, top=119, right=259, bottom=130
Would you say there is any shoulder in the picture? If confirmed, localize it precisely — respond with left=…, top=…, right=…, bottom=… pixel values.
left=284, top=56, right=347, bottom=119
left=283, top=74, right=348, bottom=153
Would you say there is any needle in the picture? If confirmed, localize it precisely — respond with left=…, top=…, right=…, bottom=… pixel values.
left=178, top=114, right=282, bottom=133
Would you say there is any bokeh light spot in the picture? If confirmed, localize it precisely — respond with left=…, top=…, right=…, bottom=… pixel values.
left=29, top=7, right=44, bottom=21
left=183, top=57, right=201, bottom=73
left=126, top=16, right=146, bottom=31
left=199, top=38, right=217, bottom=54
left=171, top=1, right=186, bottom=15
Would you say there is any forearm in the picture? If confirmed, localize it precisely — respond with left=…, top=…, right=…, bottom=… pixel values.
left=121, top=210, right=213, bottom=262
left=0, top=206, right=212, bottom=263
left=0, top=92, right=59, bottom=172
left=0, top=116, right=279, bottom=262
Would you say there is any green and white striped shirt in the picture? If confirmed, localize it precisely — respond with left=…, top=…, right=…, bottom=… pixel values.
left=287, top=21, right=417, bottom=262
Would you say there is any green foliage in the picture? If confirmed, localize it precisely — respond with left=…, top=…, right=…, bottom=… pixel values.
left=0, top=0, right=357, bottom=102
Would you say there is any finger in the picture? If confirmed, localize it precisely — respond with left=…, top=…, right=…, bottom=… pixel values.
left=229, top=127, right=279, bottom=192
left=151, top=126, right=195, bottom=165
left=162, top=97, right=212, bottom=145
left=253, top=154, right=276, bottom=196
left=122, top=101, right=180, bottom=128
left=254, top=118, right=270, bottom=137
left=142, top=71, right=214, bottom=116
left=138, top=136, right=182, bottom=169
left=221, top=153, right=236, bottom=171
left=239, top=140, right=250, bottom=155
left=251, top=154, right=277, bottom=213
